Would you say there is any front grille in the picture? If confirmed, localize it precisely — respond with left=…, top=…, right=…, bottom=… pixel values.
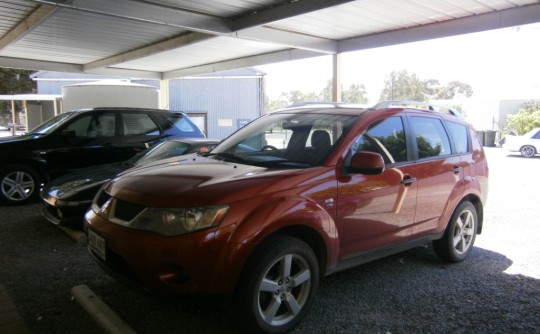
left=95, top=189, right=111, bottom=209
left=113, top=199, right=145, bottom=222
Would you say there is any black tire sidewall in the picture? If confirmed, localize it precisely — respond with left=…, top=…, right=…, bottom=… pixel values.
left=238, top=235, right=320, bottom=334
left=434, top=201, right=477, bottom=262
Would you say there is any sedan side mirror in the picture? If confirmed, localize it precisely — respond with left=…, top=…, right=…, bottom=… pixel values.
left=346, top=151, right=385, bottom=175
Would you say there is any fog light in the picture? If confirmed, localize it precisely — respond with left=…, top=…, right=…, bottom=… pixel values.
left=158, top=265, right=189, bottom=285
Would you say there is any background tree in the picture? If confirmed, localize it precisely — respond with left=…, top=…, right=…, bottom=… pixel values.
left=320, top=80, right=368, bottom=104
left=379, top=70, right=427, bottom=101
left=0, top=69, right=35, bottom=94
left=379, top=70, right=474, bottom=102
left=0, top=68, right=36, bottom=126
left=433, top=80, right=473, bottom=99
left=266, top=80, right=369, bottom=112
left=506, top=100, right=540, bottom=135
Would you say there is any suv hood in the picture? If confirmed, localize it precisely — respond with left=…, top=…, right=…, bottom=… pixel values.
left=106, top=155, right=325, bottom=208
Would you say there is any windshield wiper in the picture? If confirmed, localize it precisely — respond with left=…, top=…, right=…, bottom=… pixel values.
left=253, top=160, right=313, bottom=168
left=206, top=152, right=249, bottom=164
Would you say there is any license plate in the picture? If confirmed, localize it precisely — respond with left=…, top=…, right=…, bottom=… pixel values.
left=88, top=230, right=106, bottom=260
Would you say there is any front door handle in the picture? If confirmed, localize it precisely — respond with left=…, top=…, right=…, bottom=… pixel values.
left=401, top=176, right=417, bottom=185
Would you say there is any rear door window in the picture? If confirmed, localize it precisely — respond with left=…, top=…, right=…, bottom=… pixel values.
left=410, top=117, right=451, bottom=159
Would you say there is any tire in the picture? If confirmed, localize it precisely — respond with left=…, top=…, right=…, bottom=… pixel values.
left=520, top=145, right=536, bottom=158
left=0, top=164, right=41, bottom=205
left=237, top=236, right=319, bottom=334
left=433, top=201, right=477, bottom=262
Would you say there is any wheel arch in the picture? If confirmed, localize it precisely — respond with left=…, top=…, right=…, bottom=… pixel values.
left=0, top=157, right=49, bottom=184
left=233, top=227, right=327, bottom=294
left=458, top=194, right=484, bottom=234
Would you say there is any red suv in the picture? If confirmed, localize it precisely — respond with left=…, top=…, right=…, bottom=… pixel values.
left=85, top=102, right=489, bottom=333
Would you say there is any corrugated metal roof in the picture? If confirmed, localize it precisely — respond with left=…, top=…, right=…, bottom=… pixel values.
left=0, top=0, right=539, bottom=79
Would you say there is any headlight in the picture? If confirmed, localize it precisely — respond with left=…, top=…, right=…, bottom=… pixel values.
left=117, top=205, right=229, bottom=236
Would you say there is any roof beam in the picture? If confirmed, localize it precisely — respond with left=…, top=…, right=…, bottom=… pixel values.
left=163, top=48, right=324, bottom=79
left=339, top=3, right=540, bottom=53
left=233, top=27, right=337, bottom=54
left=0, top=4, right=57, bottom=50
left=34, top=0, right=232, bottom=34
left=0, top=56, right=161, bottom=79
left=34, top=0, right=337, bottom=65
left=231, top=0, right=356, bottom=31
left=83, top=32, right=214, bottom=72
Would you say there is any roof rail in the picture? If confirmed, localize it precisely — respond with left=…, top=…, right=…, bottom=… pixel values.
left=286, top=101, right=368, bottom=109
left=372, top=100, right=464, bottom=117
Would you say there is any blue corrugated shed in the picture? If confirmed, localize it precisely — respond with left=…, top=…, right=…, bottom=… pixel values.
left=31, top=68, right=265, bottom=139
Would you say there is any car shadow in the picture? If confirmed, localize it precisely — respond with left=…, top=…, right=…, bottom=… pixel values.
left=504, top=153, right=540, bottom=159
left=86, top=245, right=539, bottom=334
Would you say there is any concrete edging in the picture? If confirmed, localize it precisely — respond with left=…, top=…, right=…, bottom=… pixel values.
left=71, top=285, right=137, bottom=334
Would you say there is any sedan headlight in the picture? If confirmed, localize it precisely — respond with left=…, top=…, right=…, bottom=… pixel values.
left=119, top=205, right=229, bottom=236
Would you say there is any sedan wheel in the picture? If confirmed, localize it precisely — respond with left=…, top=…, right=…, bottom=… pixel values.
left=238, top=236, right=319, bottom=334
left=0, top=165, right=40, bottom=204
left=433, top=201, right=477, bottom=262
left=520, top=145, right=536, bottom=158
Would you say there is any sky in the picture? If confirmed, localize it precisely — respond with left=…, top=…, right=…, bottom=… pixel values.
left=258, top=22, right=540, bottom=104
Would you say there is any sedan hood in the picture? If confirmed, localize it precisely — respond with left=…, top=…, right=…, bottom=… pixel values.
left=0, top=133, right=35, bottom=144
left=106, top=155, right=324, bottom=208
left=43, top=162, right=125, bottom=200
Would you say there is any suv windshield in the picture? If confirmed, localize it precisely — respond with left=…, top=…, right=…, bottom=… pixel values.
left=211, top=112, right=358, bottom=168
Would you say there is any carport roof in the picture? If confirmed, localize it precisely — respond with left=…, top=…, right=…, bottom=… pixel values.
left=1, top=0, right=539, bottom=80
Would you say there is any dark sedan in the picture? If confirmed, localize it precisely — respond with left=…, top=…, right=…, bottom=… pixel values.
left=41, top=138, right=219, bottom=229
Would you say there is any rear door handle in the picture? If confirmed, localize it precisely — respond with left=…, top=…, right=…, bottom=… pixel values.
left=452, top=166, right=463, bottom=174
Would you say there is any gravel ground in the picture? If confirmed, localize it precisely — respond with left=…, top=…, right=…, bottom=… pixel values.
left=0, top=147, right=539, bottom=334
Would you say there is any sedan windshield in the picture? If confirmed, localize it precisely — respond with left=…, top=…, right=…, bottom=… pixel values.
left=210, top=112, right=358, bottom=168
left=125, top=140, right=193, bottom=168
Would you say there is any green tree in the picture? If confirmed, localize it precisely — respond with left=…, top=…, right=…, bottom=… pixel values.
left=342, top=83, right=368, bottom=104
left=434, top=80, right=473, bottom=99
left=379, top=71, right=474, bottom=102
left=0, top=68, right=36, bottom=124
left=0, top=69, right=35, bottom=94
left=379, top=70, right=427, bottom=101
left=319, top=80, right=369, bottom=104
left=506, top=100, right=540, bottom=135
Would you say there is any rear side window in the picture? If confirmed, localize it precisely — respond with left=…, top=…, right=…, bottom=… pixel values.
left=167, top=114, right=204, bottom=137
left=410, top=117, right=451, bottom=159
left=445, top=121, right=469, bottom=154
left=352, top=116, right=407, bottom=164
left=123, top=113, right=160, bottom=136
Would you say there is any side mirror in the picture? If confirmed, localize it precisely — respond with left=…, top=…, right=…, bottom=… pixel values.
left=61, top=130, right=76, bottom=138
left=346, top=151, right=385, bottom=175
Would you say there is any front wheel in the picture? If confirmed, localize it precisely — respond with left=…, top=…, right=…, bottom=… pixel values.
left=0, top=164, right=41, bottom=205
left=520, top=145, right=536, bottom=158
left=433, top=201, right=477, bottom=262
left=238, top=236, right=319, bottom=334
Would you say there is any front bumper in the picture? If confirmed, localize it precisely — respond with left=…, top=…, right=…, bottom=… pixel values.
left=84, top=210, right=242, bottom=295
left=41, top=199, right=90, bottom=229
